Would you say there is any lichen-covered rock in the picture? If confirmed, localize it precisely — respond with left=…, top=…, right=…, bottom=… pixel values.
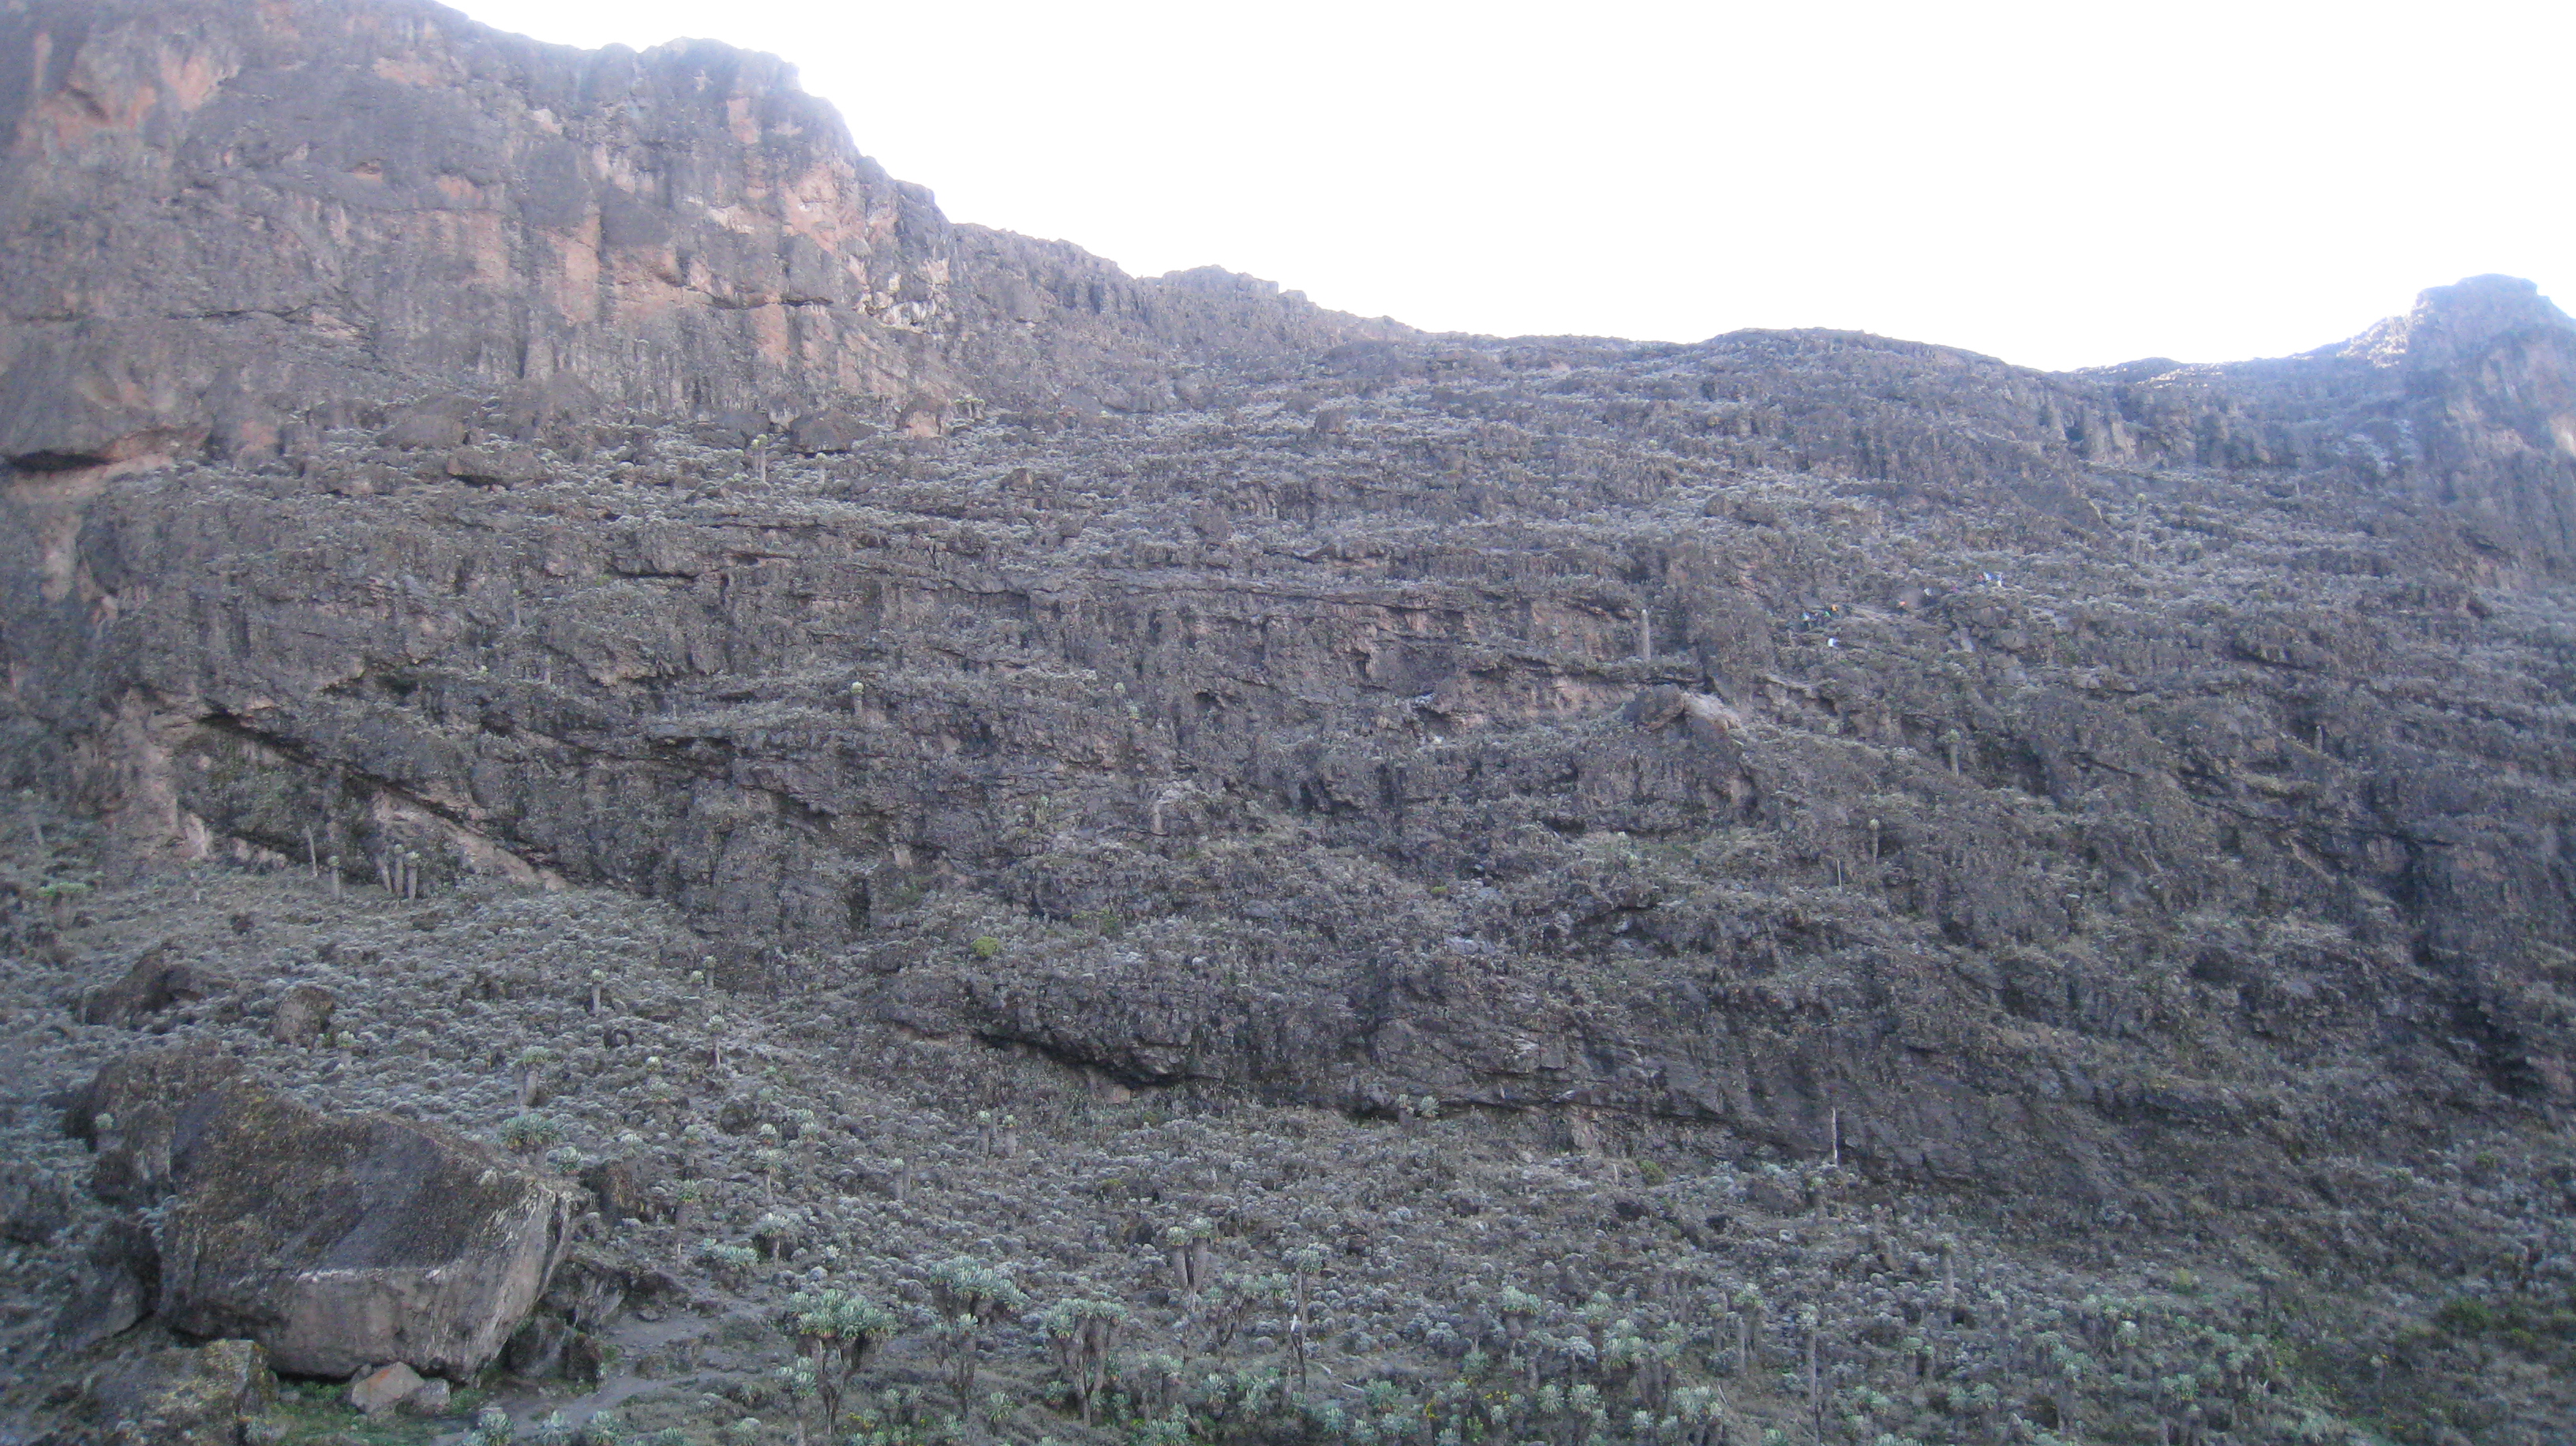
left=444, top=446, right=547, bottom=489
left=346, top=1361, right=425, bottom=1416
left=80, top=1339, right=275, bottom=1446
left=54, top=1216, right=159, bottom=1350
left=577, top=1156, right=664, bottom=1224
left=64, top=1043, right=244, bottom=1205
left=153, top=1084, right=581, bottom=1377
left=267, top=983, right=335, bottom=1048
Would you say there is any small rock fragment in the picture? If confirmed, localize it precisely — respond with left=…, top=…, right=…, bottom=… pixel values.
left=402, top=1377, right=451, bottom=1416
left=348, top=1361, right=425, bottom=1416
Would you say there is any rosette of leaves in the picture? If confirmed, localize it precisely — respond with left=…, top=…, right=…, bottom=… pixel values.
left=500, top=1113, right=564, bottom=1154
left=927, top=1257, right=1030, bottom=1409
left=785, top=1286, right=899, bottom=1437
left=1039, top=1296, right=1127, bottom=1423
left=1162, top=1216, right=1217, bottom=1300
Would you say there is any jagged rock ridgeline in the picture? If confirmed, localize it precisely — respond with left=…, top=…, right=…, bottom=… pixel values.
left=0, top=0, right=2569, bottom=566
left=2104, top=275, right=2576, bottom=577
left=0, top=0, right=1400, bottom=471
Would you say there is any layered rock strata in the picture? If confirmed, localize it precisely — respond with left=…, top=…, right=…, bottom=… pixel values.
left=1, top=0, right=2572, bottom=1253
left=0, top=0, right=1397, bottom=470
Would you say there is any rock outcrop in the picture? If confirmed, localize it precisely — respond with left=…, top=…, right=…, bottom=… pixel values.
left=266, top=981, right=335, bottom=1047
left=54, top=1214, right=159, bottom=1350
left=0, top=1160, right=69, bottom=1242
left=65, top=1043, right=245, bottom=1204
left=2081, top=274, right=2576, bottom=578
left=13, top=281, right=2566, bottom=1220
left=58, top=1338, right=276, bottom=1446
left=78, top=942, right=223, bottom=1027
left=0, top=0, right=1400, bottom=474
left=64, top=1049, right=582, bottom=1377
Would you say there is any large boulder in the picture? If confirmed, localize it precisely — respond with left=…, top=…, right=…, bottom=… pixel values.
left=153, top=1084, right=582, bottom=1377
left=65, top=1050, right=582, bottom=1378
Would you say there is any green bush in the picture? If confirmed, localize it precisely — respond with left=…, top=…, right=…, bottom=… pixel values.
left=499, top=1114, right=565, bottom=1154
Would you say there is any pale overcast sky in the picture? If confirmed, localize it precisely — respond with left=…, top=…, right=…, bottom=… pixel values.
left=452, top=0, right=2570, bottom=373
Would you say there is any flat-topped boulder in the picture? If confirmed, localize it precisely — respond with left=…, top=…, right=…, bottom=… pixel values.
left=67, top=1050, right=581, bottom=1378
left=159, top=1084, right=582, bottom=1377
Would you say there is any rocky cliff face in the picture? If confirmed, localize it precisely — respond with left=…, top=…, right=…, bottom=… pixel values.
left=7, top=275, right=2569, bottom=1218
left=0, top=0, right=1397, bottom=471
left=2084, top=275, right=2576, bottom=580
left=2, top=1, right=2575, bottom=1429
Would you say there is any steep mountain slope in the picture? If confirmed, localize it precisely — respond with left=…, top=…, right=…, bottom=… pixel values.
left=2, top=1, right=2574, bottom=1443
left=13, top=280, right=2571, bottom=1209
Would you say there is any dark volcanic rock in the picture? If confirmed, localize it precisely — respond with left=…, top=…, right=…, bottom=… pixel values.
left=54, top=1215, right=160, bottom=1350
left=0, top=0, right=1398, bottom=472
left=2092, top=274, right=2576, bottom=578
left=0, top=1162, right=69, bottom=1243
left=791, top=408, right=879, bottom=455
left=153, top=1084, right=581, bottom=1377
left=443, top=445, right=548, bottom=489
left=65, top=1044, right=245, bottom=1204
left=266, top=982, right=335, bottom=1047
left=66, top=1338, right=275, bottom=1446
left=1, top=0, right=2574, bottom=1374
left=578, top=1155, right=664, bottom=1224
left=79, top=943, right=223, bottom=1027
left=7, top=275, right=2568, bottom=1227
left=61, top=1051, right=578, bottom=1377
